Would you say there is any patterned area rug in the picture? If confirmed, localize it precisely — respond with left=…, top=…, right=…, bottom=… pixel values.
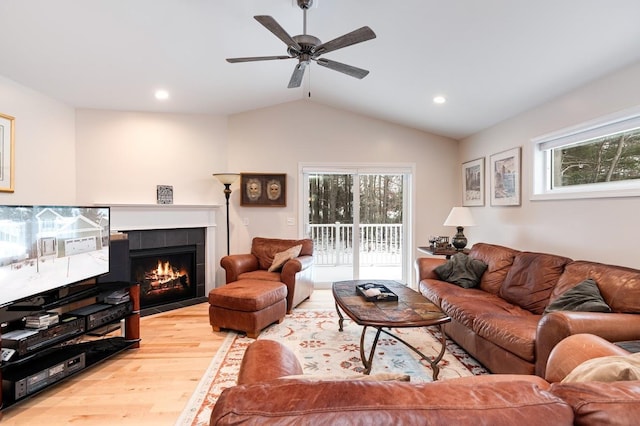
left=175, top=309, right=488, bottom=426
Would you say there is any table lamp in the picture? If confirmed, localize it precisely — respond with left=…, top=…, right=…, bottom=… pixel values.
left=443, top=207, right=475, bottom=251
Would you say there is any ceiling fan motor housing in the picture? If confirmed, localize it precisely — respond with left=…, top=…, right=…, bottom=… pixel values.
left=289, top=34, right=321, bottom=57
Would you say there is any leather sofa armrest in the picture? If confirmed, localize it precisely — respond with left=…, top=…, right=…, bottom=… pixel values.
left=544, top=333, right=631, bottom=383
left=220, top=254, right=259, bottom=283
left=236, top=340, right=303, bottom=385
left=535, top=311, right=640, bottom=377
left=280, top=255, right=313, bottom=284
left=414, top=257, right=447, bottom=281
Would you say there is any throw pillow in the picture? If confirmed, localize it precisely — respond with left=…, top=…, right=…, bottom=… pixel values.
left=433, top=252, right=488, bottom=289
left=544, top=278, right=611, bottom=314
left=562, top=352, right=640, bottom=383
left=268, top=244, right=303, bottom=272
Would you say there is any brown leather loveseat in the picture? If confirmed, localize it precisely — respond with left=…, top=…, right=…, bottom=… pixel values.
left=415, top=242, right=640, bottom=377
left=210, top=334, right=640, bottom=425
left=220, top=237, right=314, bottom=313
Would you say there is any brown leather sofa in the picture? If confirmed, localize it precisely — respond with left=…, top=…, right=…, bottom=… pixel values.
left=220, top=237, right=314, bottom=313
left=415, top=242, right=640, bottom=378
left=210, top=334, right=640, bottom=425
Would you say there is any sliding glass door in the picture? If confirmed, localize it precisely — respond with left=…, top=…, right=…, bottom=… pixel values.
left=301, top=165, right=411, bottom=285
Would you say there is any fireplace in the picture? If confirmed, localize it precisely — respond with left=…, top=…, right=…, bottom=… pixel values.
left=124, top=227, right=207, bottom=314
left=108, top=204, right=218, bottom=315
left=130, top=245, right=196, bottom=309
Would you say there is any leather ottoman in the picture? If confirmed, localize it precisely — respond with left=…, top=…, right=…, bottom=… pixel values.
left=208, top=280, right=287, bottom=338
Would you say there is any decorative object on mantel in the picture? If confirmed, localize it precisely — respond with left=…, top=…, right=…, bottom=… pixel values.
left=443, top=207, right=475, bottom=251
left=240, top=173, right=286, bottom=207
left=156, top=185, right=174, bottom=204
left=213, top=173, right=240, bottom=256
left=0, top=113, right=15, bottom=193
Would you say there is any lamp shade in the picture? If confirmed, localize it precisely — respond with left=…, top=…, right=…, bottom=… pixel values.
left=213, top=173, right=240, bottom=185
left=443, top=207, right=475, bottom=227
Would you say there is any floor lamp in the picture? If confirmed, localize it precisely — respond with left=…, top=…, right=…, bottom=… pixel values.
left=213, top=173, right=240, bottom=256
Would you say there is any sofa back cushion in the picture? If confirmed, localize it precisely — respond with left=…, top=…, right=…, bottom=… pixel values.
left=211, top=380, right=574, bottom=425
left=469, top=243, right=519, bottom=294
left=499, top=251, right=572, bottom=314
left=251, top=237, right=313, bottom=271
left=551, top=260, right=640, bottom=313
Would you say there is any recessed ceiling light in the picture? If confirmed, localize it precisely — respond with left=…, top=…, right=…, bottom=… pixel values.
left=433, top=96, right=446, bottom=104
left=155, top=89, right=170, bottom=100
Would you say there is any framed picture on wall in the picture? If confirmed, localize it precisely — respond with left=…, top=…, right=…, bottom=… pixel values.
left=462, top=158, right=484, bottom=206
left=0, top=113, right=15, bottom=193
left=240, top=173, right=286, bottom=207
left=490, top=147, right=521, bottom=206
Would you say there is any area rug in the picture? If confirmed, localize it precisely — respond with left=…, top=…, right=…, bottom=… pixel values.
left=175, top=309, right=488, bottom=426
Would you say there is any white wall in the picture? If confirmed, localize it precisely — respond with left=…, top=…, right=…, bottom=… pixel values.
left=461, top=61, right=640, bottom=269
left=75, top=109, right=228, bottom=205
left=227, top=100, right=460, bottom=272
left=0, top=75, right=76, bottom=205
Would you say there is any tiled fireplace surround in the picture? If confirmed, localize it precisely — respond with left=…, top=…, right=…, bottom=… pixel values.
left=109, top=204, right=219, bottom=316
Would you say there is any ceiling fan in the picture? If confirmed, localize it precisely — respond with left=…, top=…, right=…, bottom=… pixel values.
left=226, top=0, right=376, bottom=88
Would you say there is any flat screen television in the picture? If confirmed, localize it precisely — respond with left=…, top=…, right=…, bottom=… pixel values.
left=0, top=205, right=110, bottom=307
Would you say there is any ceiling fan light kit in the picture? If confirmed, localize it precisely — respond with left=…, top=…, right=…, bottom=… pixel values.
left=226, top=0, right=376, bottom=88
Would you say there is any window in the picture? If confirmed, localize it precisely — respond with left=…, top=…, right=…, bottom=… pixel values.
left=531, top=106, right=640, bottom=200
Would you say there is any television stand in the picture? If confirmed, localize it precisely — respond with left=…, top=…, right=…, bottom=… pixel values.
left=0, top=282, right=140, bottom=410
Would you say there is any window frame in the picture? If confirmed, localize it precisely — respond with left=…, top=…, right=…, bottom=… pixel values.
left=531, top=106, right=640, bottom=201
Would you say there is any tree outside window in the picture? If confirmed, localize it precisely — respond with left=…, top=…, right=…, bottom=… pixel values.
left=552, top=128, right=640, bottom=188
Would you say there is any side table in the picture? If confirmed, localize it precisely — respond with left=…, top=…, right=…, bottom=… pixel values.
left=418, top=246, right=469, bottom=259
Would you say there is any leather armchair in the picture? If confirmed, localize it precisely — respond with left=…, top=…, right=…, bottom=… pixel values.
left=220, top=237, right=314, bottom=313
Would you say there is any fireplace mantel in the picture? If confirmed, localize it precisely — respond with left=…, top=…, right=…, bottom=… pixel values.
left=106, top=204, right=221, bottom=231
left=105, top=204, right=221, bottom=293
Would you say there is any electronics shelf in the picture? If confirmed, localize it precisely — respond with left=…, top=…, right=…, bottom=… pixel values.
left=0, top=282, right=140, bottom=410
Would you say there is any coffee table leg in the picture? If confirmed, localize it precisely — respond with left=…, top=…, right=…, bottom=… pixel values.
left=378, top=324, right=448, bottom=381
left=359, top=326, right=382, bottom=375
left=335, top=302, right=345, bottom=331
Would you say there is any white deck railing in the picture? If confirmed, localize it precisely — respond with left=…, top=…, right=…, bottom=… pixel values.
left=309, top=223, right=403, bottom=266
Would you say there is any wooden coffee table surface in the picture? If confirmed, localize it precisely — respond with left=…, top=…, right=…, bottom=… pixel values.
left=332, top=280, right=450, bottom=328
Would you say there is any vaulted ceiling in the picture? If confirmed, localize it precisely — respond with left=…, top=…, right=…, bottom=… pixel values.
left=2, top=0, right=640, bottom=139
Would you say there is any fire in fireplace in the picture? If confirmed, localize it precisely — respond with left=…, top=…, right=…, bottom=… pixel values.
left=130, top=245, right=197, bottom=309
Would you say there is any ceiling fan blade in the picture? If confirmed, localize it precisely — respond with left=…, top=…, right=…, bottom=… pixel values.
left=315, top=58, right=370, bottom=79
left=287, top=61, right=308, bottom=88
left=313, top=26, right=376, bottom=56
left=254, top=15, right=302, bottom=52
left=226, top=55, right=292, bottom=63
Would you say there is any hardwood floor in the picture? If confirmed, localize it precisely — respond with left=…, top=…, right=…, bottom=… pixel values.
left=0, top=290, right=334, bottom=425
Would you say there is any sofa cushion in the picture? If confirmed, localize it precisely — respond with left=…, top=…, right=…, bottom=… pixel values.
left=561, top=353, right=640, bottom=383
left=472, top=312, right=540, bottom=362
left=553, top=260, right=640, bottom=314
left=268, top=244, right=302, bottom=272
left=544, top=278, right=611, bottom=314
left=251, top=237, right=313, bottom=270
left=499, top=251, right=572, bottom=314
left=435, top=286, right=539, bottom=361
left=469, top=243, right=519, bottom=294
left=550, top=381, right=640, bottom=425
left=433, top=252, right=488, bottom=288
